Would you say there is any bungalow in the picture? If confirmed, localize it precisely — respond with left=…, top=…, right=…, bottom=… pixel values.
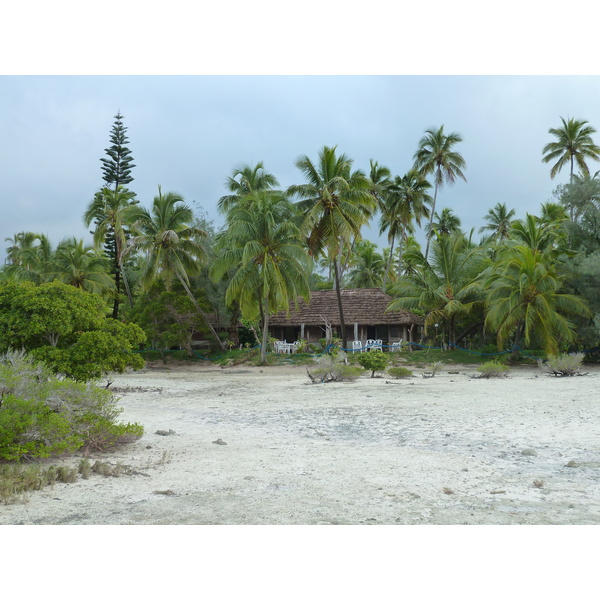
left=268, top=288, right=423, bottom=349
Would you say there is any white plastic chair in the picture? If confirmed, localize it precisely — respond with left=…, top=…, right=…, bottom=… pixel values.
left=365, top=339, right=376, bottom=351
left=391, top=340, right=402, bottom=352
left=351, top=340, right=363, bottom=353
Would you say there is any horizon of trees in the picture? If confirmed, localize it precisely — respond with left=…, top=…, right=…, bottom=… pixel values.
left=3, top=114, right=600, bottom=364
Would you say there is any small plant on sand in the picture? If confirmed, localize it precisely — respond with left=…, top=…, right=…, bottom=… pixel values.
left=538, top=352, right=585, bottom=377
left=357, top=351, right=391, bottom=378
left=306, top=351, right=363, bottom=383
left=387, top=366, right=413, bottom=379
left=476, top=360, right=510, bottom=378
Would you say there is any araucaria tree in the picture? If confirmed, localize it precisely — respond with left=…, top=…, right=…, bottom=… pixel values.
left=287, top=145, right=375, bottom=349
left=211, top=190, right=310, bottom=365
left=87, top=112, right=138, bottom=317
left=413, top=125, right=467, bottom=261
left=100, top=111, right=136, bottom=191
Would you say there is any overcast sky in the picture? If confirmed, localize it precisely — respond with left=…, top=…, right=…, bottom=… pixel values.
left=3, top=75, right=600, bottom=262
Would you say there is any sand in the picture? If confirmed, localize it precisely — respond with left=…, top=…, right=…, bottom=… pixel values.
left=2, top=360, right=600, bottom=525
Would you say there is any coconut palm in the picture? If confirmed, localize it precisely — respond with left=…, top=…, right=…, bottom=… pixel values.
left=51, top=237, right=115, bottom=295
left=345, top=241, right=385, bottom=289
left=123, top=187, right=225, bottom=350
left=84, top=186, right=138, bottom=316
left=3, top=232, right=53, bottom=284
left=211, top=190, right=310, bottom=364
left=413, top=125, right=467, bottom=261
left=218, top=162, right=279, bottom=214
left=479, top=202, right=516, bottom=243
left=427, top=207, right=462, bottom=237
left=509, top=213, right=568, bottom=258
left=287, top=145, right=375, bottom=348
left=387, top=233, right=487, bottom=345
left=542, top=117, right=600, bottom=184
left=485, top=245, right=591, bottom=355
left=379, top=169, right=432, bottom=289
left=367, top=159, right=392, bottom=210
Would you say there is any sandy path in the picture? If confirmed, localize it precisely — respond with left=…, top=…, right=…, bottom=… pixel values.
left=2, top=362, right=600, bottom=525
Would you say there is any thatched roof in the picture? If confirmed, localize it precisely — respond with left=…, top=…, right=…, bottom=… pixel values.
left=269, top=288, right=422, bottom=327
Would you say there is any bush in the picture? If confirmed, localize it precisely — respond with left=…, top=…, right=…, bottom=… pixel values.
left=357, top=351, right=391, bottom=378
left=476, top=361, right=510, bottom=378
left=387, top=366, right=413, bottom=379
left=0, top=350, right=144, bottom=461
left=306, top=351, right=363, bottom=383
left=539, top=352, right=585, bottom=376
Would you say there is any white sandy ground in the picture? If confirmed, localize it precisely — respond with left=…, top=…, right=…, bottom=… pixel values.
left=2, top=360, right=600, bottom=525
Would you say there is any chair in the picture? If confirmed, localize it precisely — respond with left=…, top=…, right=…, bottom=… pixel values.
left=351, top=340, right=363, bottom=353
left=274, top=340, right=289, bottom=354
left=375, top=339, right=383, bottom=351
left=391, top=340, right=402, bottom=352
left=365, top=339, right=376, bottom=351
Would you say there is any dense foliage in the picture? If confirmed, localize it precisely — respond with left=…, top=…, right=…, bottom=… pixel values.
left=1, top=113, right=599, bottom=362
left=0, top=281, right=145, bottom=381
left=0, top=351, right=143, bottom=461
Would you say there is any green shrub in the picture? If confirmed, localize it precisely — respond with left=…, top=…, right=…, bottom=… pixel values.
left=476, top=361, right=510, bottom=378
left=539, top=352, right=585, bottom=376
left=0, top=350, right=144, bottom=461
left=387, top=366, right=413, bottom=379
left=357, top=351, right=391, bottom=378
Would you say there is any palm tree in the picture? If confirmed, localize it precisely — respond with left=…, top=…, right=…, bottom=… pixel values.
left=123, top=187, right=225, bottom=350
left=509, top=213, right=566, bottom=257
left=542, top=117, right=600, bottom=185
left=413, top=125, right=467, bottom=261
left=479, top=202, right=516, bottom=243
left=84, top=186, right=138, bottom=316
left=51, top=237, right=115, bottom=296
left=427, top=207, right=462, bottom=237
left=387, top=233, right=487, bottom=345
left=345, top=241, right=385, bottom=289
left=367, top=159, right=392, bottom=210
left=287, top=145, right=376, bottom=348
left=3, top=232, right=53, bottom=284
left=211, top=190, right=310, bottom=364
left=379, top=169, right=432, bottom=289
left=485, top=245, right=591, bottom=355
left=218, top=162, right=279, bottom=214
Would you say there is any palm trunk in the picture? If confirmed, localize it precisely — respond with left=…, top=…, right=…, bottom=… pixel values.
left=424, top=181, right=439, bottom=262
left=176, top=272, right=226, bottom=351
left=112, top=267, right=121, bottom=319
left=260, top=296, right=269, bottom=365
left=333, top=256, right=347, bottom=349
left=383, top=236, right=395, bottom=292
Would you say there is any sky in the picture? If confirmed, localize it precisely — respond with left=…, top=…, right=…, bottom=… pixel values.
left=3, top=75, right=600, bottom=263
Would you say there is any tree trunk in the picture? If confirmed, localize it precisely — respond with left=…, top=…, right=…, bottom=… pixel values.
left=260, top=296, right=269, bottom=365
left=176, top=272, right=226, bottom=351
left=333, top=257, right=347, bottom=349
left=455, top=320, right=485, bottom=345
left=383, top=236, right=395, bottom=291
left=424, top=179, right=439, bottom=262
left=112, top=267, right=121, bottom=319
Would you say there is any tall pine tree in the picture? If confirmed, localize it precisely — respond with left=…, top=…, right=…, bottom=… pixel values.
left=101, top=111, right=135, bottom=190
left=91, top=112, right=137, bottom=317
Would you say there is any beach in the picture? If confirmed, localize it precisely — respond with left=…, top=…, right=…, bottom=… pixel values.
left=2, top=361, right=600, bottom=525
